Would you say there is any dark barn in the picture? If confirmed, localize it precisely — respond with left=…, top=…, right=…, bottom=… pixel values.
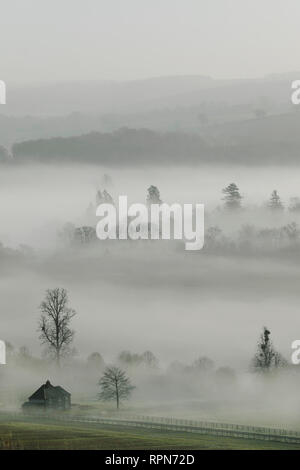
left=22, top=380, right=71, bottom=411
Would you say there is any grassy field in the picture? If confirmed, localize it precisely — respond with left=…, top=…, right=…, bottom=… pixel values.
left=0, top=417, right=299, bottom=450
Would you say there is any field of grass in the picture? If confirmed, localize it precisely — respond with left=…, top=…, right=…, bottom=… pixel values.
left=0, top=417, right=299, bottom=450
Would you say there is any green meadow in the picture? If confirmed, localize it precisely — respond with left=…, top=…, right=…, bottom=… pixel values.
left=0, top=417, right=299, bottom=450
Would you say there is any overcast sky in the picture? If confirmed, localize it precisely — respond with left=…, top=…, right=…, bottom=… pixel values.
left=0, top=0, right=299, bottom=84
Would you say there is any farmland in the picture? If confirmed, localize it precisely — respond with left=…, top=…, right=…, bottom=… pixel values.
left=0, top=415, right=299, bottom=450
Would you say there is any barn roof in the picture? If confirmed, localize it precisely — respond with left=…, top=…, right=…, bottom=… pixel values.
left=29, top=380, right=71, bottom=401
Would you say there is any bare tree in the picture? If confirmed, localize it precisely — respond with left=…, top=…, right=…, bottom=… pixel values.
left=141, top=351, right=159, bottom=369
left=98, top=366, right=135, bottom=409
left=38, top=288, right=76, bottom=366
left=252, top=326, right=287, bottom=373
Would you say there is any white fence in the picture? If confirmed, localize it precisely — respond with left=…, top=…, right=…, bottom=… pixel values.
left=1, top=411, right=300, bottom=445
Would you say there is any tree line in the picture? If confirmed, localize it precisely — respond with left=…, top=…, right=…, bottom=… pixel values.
left=2, top=287, right=290, bottom=410
left=33, top=288, right=288, bottom=409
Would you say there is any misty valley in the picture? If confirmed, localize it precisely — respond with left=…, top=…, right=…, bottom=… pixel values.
left=1, top=161, right=300, bottom=442
left=1, top=33, right=300, bottom=447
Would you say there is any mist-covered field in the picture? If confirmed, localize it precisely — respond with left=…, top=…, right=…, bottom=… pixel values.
left=1, top=163, right=300, bottom=358
left=1, top=163, right=300, bottom=246
left=1, top=162, right=300, bottom=429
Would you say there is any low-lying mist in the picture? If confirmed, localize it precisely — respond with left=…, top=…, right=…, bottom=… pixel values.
left=1, top=163, right=300, bottom=427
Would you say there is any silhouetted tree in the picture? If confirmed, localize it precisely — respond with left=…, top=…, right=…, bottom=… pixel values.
left=146, top=185, right=162, bottom=206
left=118, top=350, right=142, bottom=368
left=118, top=350, right=159, bottom=369
left=96, top=189, right=114, bottom=206
left=282, top=222, right=299, bottom=242
left=98, top=366, right=135, bottom=409
left=87, top=352, right=105, bottom=370
left=252, top=327, right=286, bottom=372
left=268, top=190, right=283, bottom=211
left=222, top=183, right=242, bottom=210
left=38, top=288, right=76, bottom=366
left=141, top=351, right=159, bottom=369
left=73, top=226, right=96, bottom=244
left=193, top=356, right=214, bottom=372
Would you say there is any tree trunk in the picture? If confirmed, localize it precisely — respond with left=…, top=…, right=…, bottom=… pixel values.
left=116, top=385, right=119, bottom=410
left=56, top=350, right=60, bottom=368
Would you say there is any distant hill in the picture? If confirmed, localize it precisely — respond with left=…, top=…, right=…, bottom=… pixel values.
left=0, top=73, right=296, bottom=150
left=11, top=112, right=300, bottom=166
left=12, top=128, right=209, bottom=165
left=205, top=110, right=300, bottom=145
left=2, top=74, right=296, bottom=116
left=3, top=76, right=214, bottom=116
